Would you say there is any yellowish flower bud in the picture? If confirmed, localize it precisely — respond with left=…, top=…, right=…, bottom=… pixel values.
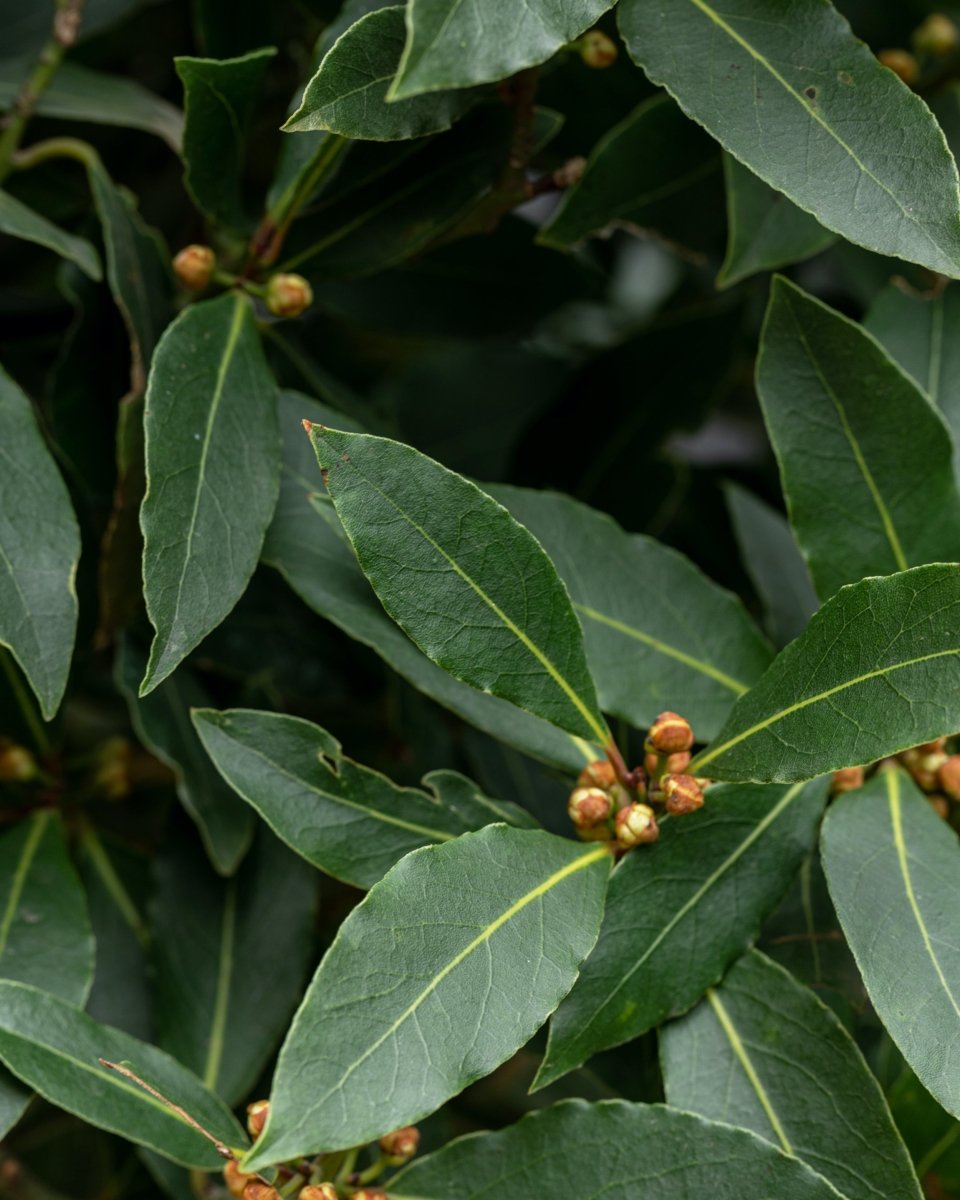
left=913, top=13, right=959, bottom=57
left=615, top=802, right=659, bottom=848
left=646, top=711, right=695, bottom=754
left=576, top=759, right=617, bottom=790
left=223, top=1162, right=254, bottom=1199
left=0, top=741, right=37, bottom=782
left=266, top=273, right=313, bottom=318
left=379, top=1124, right=420, bottom=1162
left=662, top=773, right=704, bottom=816
left=938, top=754, right=960, bottom=800
left=299, top=1186, right=338, bottom=1200
left=830, top=766, right=864, bottom=795
left=246, top=1099, right=269, bottom=1140
left=578, top=29, right=618, bottom=68
left=172, top=244, right=216, bottom=291
left=568, top=786, right=613, bottom=830
left=352, top=1192, right=388, bottom=1200
left=243, top=1182, right=281, bottom=1200
left=878, top=48, right=919, bottom=85
left=665, top=751, right=691, bottom=774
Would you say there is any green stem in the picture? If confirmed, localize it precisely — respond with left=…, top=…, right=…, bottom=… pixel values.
left=916, top=1121, right=960, bottom=1180
left=0, top=0, right=86, bottom=183
left=0, top=650, right=50, bottom=755
left=333, top=1148, right=359, bottom=1186
left=78, top=822, right=149, bottom=949
left=355, top=1155, right=389, bottom=1186
left=11, top=134, right=100, bottom=173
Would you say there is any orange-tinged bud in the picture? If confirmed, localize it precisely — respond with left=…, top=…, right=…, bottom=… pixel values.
left=568, top=786, right=613, bottom=829
left=647, top=711, right=694, bottom=754
left=224, top=1162, right=254, bottom=1199
left=644, top=750, right=660, bottom=777
left=576, top=760, right=617, bottom=789
left=299, top=1186, right=338, bottom=1200
left=243, top=1183, right=281, bottom=1200
left=665, top=751, right=691, bottom=774
left=830, top=766, right=864, bottom=795
left=578, top=29, right=618, bottom=67
left=918, top=738, right=948, bottom=754
left=878, top=48, right=919, bottom=85
left=352, top=1192, right=388, bottom=1200
left=0, top=741, right=37, bottom=782
left=172, top=244, right=215, bottom=291
left=615, top=802, right=659, bottom=848
left=246, top=1099, right=269, bottom=1139
left=938, top=754, right=960, bottom=800
left=380, top=1124, right=420, bottom=1162
left=662, top=774, right=704, bottom=816
left=913, top=13, right=959, bottom=57
left=266, top=273, right=313, bottom=318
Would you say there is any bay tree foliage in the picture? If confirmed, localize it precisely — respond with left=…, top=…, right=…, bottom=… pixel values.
left=1, top=1, right=960, bottom=1198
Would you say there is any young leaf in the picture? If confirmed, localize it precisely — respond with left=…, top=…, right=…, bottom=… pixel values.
left=618, top=0, right=960, bottom=276
left=0, top=981, right=248, bottom=1168
left=0, top=190, right=101, bottom=280
left=757, top=277, right=960, bottom=599
left=151, top=830, right=316, bottom=1106
left=494, top=486, right=773, bottom=742
left=140, top=292, right=280, bottom=695
left=661, top=950, right=922, bottom=1200
left=175, top=47, right=276, bottom=228
left=0, top=363, right=80, bottom=720
left=117, top=639, right=254, bottom=875
left=534, top=778, right=827, bottom=1088
left=538, top=94, right=723, bottom=255
left=821, top=768, right=960, bottom=1119
left=390, top=0, right=615, bottom=99
left=389, top=1098, right=847, bottom=1199
left=193, top=707, right=535, bottom=888
left=242, top=826, right=610, bottom=1168
left=262, top=395, right=594, bottom=772
left=716, top=156, right=834, bottom=288
left=691, top=564, right=960, bottom=783
left=284, top=8, right=476, bottom=140
left=306, top=426, right=608, bottom=745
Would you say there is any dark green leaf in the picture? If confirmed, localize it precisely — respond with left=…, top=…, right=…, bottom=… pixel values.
left=495, top=486, right=773, bottom=742
left=193, top=707, right=536, bottom=888
left=389, top=1099, right=849, bottom=1199
left=140, top=292, right=280, bottom=695
left=535, top=778, right=827, bottom=1088
left=0, top=363, right=80, bottom=720
left=618, top=0, right=960, bottom=276
left=889, top=1068, right=960, bottom=1193
left=117, top=639, right=254, bottom=875
left=757, top=277, right=960, bottom=599
left=175, top=47, right=276, bottom=228
left=821, top=768, right=960, bottom=1118
left=539, top=94, right=723, bottom=255
left=285, top=7, right=476, bottom=140
left=717, top=156, right=835, bottom=287
left=152, top=829, right=316, bottom=1106
left=661, top=949, right=922, bottom=1200
left=0, top=981, right=247, bottom=1169
left=242, top=826, right=610, bottom=1167
left=692, top=565, right=960, bottom=783
left=308, top=426, right=607, bottom=744
left=390, top=0, right=615, bottom=98
left=0, top=189, right=101, bottom=279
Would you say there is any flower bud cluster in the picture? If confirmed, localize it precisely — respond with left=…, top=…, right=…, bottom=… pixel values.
left=643, top=712, right=707, bottom=819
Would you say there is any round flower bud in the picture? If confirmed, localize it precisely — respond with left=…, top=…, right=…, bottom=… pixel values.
left=937, top=754, right=960, bottom=800
left=380, top=1124, right=420, bottom=1162
left=352, top=1192, right=388, bottom=1200
left=665, top=750, right=691, bottom=774
left=830, top=766, right=864, bottom=795
left=662, top=774, right=704, bottom=816
left=878, top=48, right=919, bottom=85
left=615, top=802, right=659, bottom=848
left=576, top=759, right=617, bottom=790
left=0, top=741, right=37, bottom=782
left=578, top=29, right=618, bottom=68
left=223, top=1162, right=254, bottom=1199
left=246, top=1099, right=269, bottom=1140
left=243, top=1183, right=281, bottom=1200
left=172, top=244, right=215, bottom=291
left=266, top=273, right=313, bottom=318
left=646, top=711, right=695, bottom=754
left=568, top=786, right=613, bottom=830
left=299, top=1186, right=338, bottom=1200
left=913, top=13, right=959, bottom=57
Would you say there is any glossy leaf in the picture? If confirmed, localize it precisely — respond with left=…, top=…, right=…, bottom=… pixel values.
left=691, top=564, right=960, bottom=783
left=389, top=1099, right=847, bottom=1199
left=0, top=60, right=183, bottom=150
left=140, top=292, right=280, bottom=694
left=152, top=830, right=316, bottom=1106
left=390, top=0, right=615, bottom=98
left=117, top=639, right=254, bottom=875
left=495, top=486, right=773, bottom=742
left=539, top=94, right=723, bottom=255
left=717, top=156, right=834, bottom=287
left=724, top=483, right=817, bottom=648
left=285, top=8, right=475, bottom=140
left=193, top=707, right=536, bottom=888
left=0, top=363, right=80, bottom=720
left=535, top=778, right=827, bottom=1088
left=821, top=768, right=960, bottom=1118
left=262, top=394, right=593, bottom=772
left=242, top=826, right=610, bottom=1168
left=757, top=277, right=960, bottom=599
left=864, top=282, right=960, bottom=473
left=0, top=981, right=247, bottom=1169
left=618, top=0, right=960, bottom=276
left=176, top=47, right=276, bottom=228
left=308, top=426, right=608, bottom=745
left=0, top=189, right=101, bottom=279
left=661, top=950, right=922, bottom=1200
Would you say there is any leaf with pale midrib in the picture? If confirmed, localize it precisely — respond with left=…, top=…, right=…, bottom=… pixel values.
left=0, top=190, right=101, bottom=279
